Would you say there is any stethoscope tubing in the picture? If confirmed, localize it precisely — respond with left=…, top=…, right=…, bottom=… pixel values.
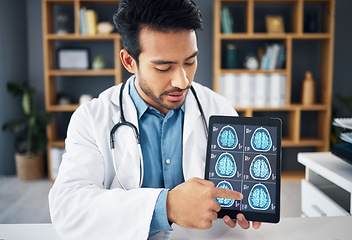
left=110, top=79, right=208, bottom=190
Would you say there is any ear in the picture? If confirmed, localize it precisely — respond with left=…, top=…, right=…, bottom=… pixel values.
left=120, top=49, right=137, bottom=74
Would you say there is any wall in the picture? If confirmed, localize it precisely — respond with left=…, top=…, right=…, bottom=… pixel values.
left=332, top=0, right=352, bottom=116
left=193, top=0, right=214, bottom=88
left=26, top=0, right=45, bottom=110
left=0, top=0, right=351, bottom=174
left=0, top=0, right=28, bottom=175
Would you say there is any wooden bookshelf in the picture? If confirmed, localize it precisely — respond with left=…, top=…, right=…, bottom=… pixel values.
left=213, top=0, right=335, bottom=151
left=42, top=0, right=122, bottom=181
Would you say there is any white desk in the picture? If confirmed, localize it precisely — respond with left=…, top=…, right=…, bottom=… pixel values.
left=298, top=152, right=352, bottom=217
left=1, top=216, right=352, bottom=240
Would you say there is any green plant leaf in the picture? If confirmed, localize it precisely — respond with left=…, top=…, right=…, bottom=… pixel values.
left=4, top=81, right=50, bottom=153
left=22, top=92, right=32, bottom=115
left=7, top=82, right=25, bottom=96
left=2, top=118, right=27, bottom=134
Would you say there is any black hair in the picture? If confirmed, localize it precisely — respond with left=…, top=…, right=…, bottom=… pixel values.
left=113, top=0, right=203, bottom=65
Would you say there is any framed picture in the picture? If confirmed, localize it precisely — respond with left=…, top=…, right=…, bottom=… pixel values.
left=57, top=48, right=90, bottom=70
left=266, top=16, right=285, bottom=33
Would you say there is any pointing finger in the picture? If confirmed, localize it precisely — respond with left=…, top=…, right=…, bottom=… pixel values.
left=214, top=188, right=243, bottom=200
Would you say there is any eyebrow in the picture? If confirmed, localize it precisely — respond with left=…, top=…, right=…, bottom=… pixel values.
left=151, top=50, right=199, bottom=65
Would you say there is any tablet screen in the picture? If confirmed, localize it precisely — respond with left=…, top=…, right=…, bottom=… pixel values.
left=205, top=116, right=282, bottom=223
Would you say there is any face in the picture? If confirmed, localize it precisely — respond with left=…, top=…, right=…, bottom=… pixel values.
left=127, top=28, right=198, bottom=115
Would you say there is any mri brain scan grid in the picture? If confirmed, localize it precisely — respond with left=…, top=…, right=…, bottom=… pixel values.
left=209, top=124, right=278, bottom=213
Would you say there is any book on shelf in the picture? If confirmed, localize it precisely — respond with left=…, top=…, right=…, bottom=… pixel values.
left=219, top=73, right=286, bottom=108
left=219, top=73, right=238, bottom=106
left=221, top=6, right=233, bottom=34
left=269, top=73, right=286, bottom=107
left=238, top=73, right=251, bottom=107
left=79, top=7, right=87, bottom=35
left=50, top=147, right=66, bottom=180
left=260, top=43, right=286, bottom=71
left=79, top=8, right=98, bottom=35
left=86, top=9, right=98, bottom=35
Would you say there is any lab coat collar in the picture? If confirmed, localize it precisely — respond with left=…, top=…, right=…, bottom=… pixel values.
left=110, top=76, right=137, bottom=124
left=112, top=76, right=202, bottom=149
left=183, top=84, right=202, bottom=145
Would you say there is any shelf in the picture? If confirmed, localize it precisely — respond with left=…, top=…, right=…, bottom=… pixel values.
left=48, top=69, right=116, bottom=76
left=214, top=0, right=334, bottom=151
left=234, top=104, right=328, bottom=112
left=283, top=138, right=326, bottom=147
left=49, top=140, right=66, bottom=148
left=80, top=0, right=118, bottom=2
left=221, top=69, right=287, bottom=74
left=43, top=0, right=124, bottom=181
left=253, top=0, right=299, bottom=2
left=220, top=33, right=331, bottom=40
left=45, top=0, right=117, bottom=3
left=281, top=170, right=305, bottom=181
left=291, top=34, right=331, bottom=39
left=221, top=33, right=288, bottom=40
left=45, top=0, right=73, bottom=2
left=47, top=104, right=79, bottom=112
left=46, top=33, right=120, bottom=40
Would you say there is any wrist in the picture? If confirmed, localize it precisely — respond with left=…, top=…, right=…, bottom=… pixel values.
left=166, top=190, right=176, bottom=223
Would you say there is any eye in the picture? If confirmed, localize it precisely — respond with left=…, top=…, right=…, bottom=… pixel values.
left=185, top=60, right=195, bottom=66
left=156, top=67, right=171, bottom=72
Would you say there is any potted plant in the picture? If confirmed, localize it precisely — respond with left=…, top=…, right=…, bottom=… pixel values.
left=2, top=82, right=53, bottom=180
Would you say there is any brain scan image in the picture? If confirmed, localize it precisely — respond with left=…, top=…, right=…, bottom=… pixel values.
left=216, top=181, right=235, bottom=207
left=250, top=127, right=272, bottom=152
left=249, top=155, right=272, bottom=180
left=248, top=184, right=271, bottom=210
left=217, top=125, right=238, bottom=149
left=215, top=153, right=237, bottom=178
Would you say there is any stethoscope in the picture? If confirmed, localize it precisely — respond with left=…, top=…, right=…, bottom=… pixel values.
left=110, top=79, right=208, bottom=190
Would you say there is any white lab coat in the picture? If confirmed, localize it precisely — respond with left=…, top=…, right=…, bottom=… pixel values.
left=49, top=76, right=237, bottom=240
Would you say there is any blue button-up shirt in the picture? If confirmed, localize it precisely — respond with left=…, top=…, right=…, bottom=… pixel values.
left=129, top=78, right=185, bottom=236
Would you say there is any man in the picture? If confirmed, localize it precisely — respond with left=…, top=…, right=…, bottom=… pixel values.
left=49, top=0, right=261, bottom=239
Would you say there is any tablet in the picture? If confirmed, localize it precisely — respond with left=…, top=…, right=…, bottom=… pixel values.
left=205, top=116, right=282, bottom=223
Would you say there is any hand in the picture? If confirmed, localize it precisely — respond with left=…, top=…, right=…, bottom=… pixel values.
left=223, top=214, right=262, bottom=230
left=166, top=177, right=243, bottom=229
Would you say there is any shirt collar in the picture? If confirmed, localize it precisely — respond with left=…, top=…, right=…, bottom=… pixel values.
left=129, top=76, right=186, bottom=119
left=129, top=76, right=149, bottom=119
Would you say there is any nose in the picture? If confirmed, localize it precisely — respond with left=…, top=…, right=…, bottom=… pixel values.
left=171, top=67, right=189, bottom=90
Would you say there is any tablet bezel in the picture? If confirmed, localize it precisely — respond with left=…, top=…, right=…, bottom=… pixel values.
left=205, top=115, right=282, bottom=223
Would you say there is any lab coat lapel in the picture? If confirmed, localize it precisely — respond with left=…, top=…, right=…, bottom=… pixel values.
left=183, top=87, right=207, bottom=180
left=111, top=77, right=141, bottom=190
left=183, top=88, right=201, bottom=144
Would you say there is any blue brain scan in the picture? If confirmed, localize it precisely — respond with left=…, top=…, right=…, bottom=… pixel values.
left=217, top=125, right=238, bottom=150
left=248, top=184, right=271, bottom=210
left=250, top=155, right=272, bottom=180
left=215, top=153, right=237, bottom=178
left=216, top=181, right=234, bottom=207
left=250, top=127, right=272, bottom=152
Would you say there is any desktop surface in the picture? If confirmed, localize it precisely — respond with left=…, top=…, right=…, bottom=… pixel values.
left=1, top=216, right=351, bottom=240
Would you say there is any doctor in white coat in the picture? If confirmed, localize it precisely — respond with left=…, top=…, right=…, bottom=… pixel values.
left=49, top=0, right=261, bottom=239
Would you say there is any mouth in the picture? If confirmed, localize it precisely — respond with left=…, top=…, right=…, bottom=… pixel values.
left=165, top=90, right=186, bottom=102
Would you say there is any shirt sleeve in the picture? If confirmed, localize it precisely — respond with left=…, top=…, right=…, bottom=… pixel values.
left=149, top=189, right=173, bottom=237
